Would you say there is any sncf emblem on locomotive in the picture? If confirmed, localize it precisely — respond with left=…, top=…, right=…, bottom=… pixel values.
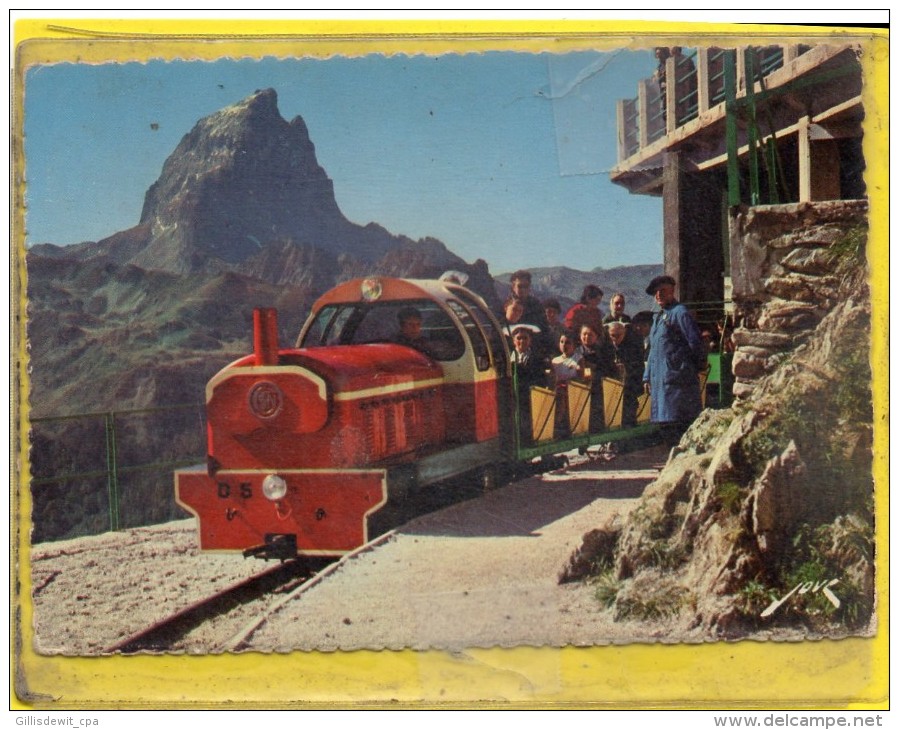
left=248, top=380, right=284, bottom=419
left=361, top=278, right=383, bottom=301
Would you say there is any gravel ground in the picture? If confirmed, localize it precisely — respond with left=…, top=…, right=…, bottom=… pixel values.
left=28, top=445, right=720, bottom=656
left=240, top=446, right=686, bottom=652
left=29, top=520, right=268, bottom=654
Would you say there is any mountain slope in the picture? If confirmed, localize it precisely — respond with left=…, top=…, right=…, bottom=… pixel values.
left=25, top=86, right=660, bottom=542
left=495, top=264, right=663, bottom=313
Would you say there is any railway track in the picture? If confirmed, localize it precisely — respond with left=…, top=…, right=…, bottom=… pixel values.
left=105, top=529, right=399, bottom=654
left=102, top=458, right=580, bottom=654
left=104, top=459, right=578, bottom=654
left=105, top=557, right=329, bottom=654
left=217, top=529, right=397, bottom=652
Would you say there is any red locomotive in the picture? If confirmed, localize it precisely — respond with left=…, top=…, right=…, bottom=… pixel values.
left=176, top=277, right=519, bottom=559
left=175, top=276, right=659, bottom=560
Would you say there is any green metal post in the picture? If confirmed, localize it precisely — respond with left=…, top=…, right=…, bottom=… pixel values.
left=766, top=139, right=780, bottom=204
left=744, top=48, right=760, bottom=205
left=105, top=412, right=120, bottom=531
left=512, top=362, right=521, bottom=458
left=724, top=50, right=740, bottom=207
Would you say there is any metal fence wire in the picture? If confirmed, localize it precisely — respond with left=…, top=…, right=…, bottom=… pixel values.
left=29, top=402, right=206, bottom=542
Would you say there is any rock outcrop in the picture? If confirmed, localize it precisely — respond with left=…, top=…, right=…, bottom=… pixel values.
left=728, top=200, right=868, bottom=399
left=563, top=203, right=874, bottom=638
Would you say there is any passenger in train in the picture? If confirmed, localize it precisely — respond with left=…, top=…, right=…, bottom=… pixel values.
left=564, top=285, right=605, bottom=339
left=575, top=322, right=614, bottom=433
left=550, top=333, right=584, bottom=439
left=509, top=270, right=552, bottom=357
left=630, top=310, right=654, bottom=361
left=510, top=325, right=549, bottom=445
left=543, top=298, right=568, bottom=346
left=501, top=296, right=525, bottom=343
left=551, top=333, right=583, bottom=382
left=393, top=306, right=434, bottom=356
left=606, top=321, right=645, bottom=428
left=643, top=275, right=707, bottom=444
left=603, top=293, right=632, bottom=324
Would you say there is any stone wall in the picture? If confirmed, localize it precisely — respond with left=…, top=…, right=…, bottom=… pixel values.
left=728, top=200, right=868, bottom=399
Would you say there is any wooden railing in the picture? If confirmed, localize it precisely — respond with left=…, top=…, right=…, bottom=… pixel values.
left=617, top=45, right=811, bottom=163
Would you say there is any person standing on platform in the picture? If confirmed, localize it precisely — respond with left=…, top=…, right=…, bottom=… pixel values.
left=643, top=275, right=707, bottom=444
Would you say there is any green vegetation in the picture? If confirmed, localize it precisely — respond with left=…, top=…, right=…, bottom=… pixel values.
left=774, top=520, right=872, bottom=628
left=739, top=305, right=873, bottom=525
left=716, top=480, right=745, bottom=516
left=637, top=538, right=688, bottom=571
left=585, top=550, right=614, bottom=576
left=614, top=582, right=688, bottom=621
left=734, top=517, right=873, bottom=630
left=737, top=579, right=780, bottom=616
left=592, top=571, right=620, bottom=609
left=828, top=226, right=867, bottom=268
left=624, top=504, right=689, bottom=572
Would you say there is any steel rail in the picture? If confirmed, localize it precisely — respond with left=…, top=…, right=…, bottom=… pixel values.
left=218, top=529, right=399, bottom=652
left=104, top=558, right=324, bottom=654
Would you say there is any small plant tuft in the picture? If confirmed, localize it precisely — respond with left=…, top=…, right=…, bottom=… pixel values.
left=592, top=570, right=621, bottom=609
left=615, top=583, right=687, bottom=621
left=716, top=480, right=745, bottom=515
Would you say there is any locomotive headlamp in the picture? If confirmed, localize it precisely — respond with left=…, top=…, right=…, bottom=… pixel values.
left=262, top=474, right=288, bottom=501
left=361, top=278, right=383, bottom=301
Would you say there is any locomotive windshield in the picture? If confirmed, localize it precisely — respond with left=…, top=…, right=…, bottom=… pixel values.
left=300, top=299, right=466, bottom=361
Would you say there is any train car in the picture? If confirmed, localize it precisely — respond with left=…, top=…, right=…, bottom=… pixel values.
left=176, top=276, right=515, bottom=559
left=175, top=275, right=664, bottom=560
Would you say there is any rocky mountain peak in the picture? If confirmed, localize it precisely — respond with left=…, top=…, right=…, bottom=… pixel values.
left=33, top=87, right=497, bottom=309
left=133, top=87, right=350, bottom=271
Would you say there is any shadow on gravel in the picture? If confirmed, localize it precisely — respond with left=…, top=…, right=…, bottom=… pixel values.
left=397, top=474, right=655, bottom=539
left=367, top=445, right=668, bottom=540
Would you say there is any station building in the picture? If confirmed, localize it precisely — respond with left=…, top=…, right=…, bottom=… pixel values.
left=610, top=44, right=865, bottom=319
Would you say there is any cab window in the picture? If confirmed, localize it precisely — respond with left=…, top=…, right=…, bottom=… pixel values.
left=301, top=300, right=465, bottom=361
left=446, top=300, right=490, bottom=371
left=449, top=288, right=509, bottom=373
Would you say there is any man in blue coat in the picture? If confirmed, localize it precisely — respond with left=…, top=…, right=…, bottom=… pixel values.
left=643, top=275, right=707, bottom=443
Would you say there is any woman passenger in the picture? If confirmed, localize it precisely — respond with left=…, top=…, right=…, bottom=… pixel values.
left=575, top=323, right=613, bottom=433
left=564, top=285, right=605, bottom=338
left=551, top=333, right=584, bottom=439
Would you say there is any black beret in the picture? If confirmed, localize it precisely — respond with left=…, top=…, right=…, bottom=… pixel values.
left=645, top=275, right=676, bottom=295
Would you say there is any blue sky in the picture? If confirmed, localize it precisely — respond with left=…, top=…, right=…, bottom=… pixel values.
left=23, top=50, right=663, bottom=273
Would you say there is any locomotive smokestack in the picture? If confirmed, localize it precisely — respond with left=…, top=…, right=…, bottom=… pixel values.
left=253, top=308, right=280, bottom=366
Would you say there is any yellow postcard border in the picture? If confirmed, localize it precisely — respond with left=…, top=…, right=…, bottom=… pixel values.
left=11, top=18, right=889, bottom=709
